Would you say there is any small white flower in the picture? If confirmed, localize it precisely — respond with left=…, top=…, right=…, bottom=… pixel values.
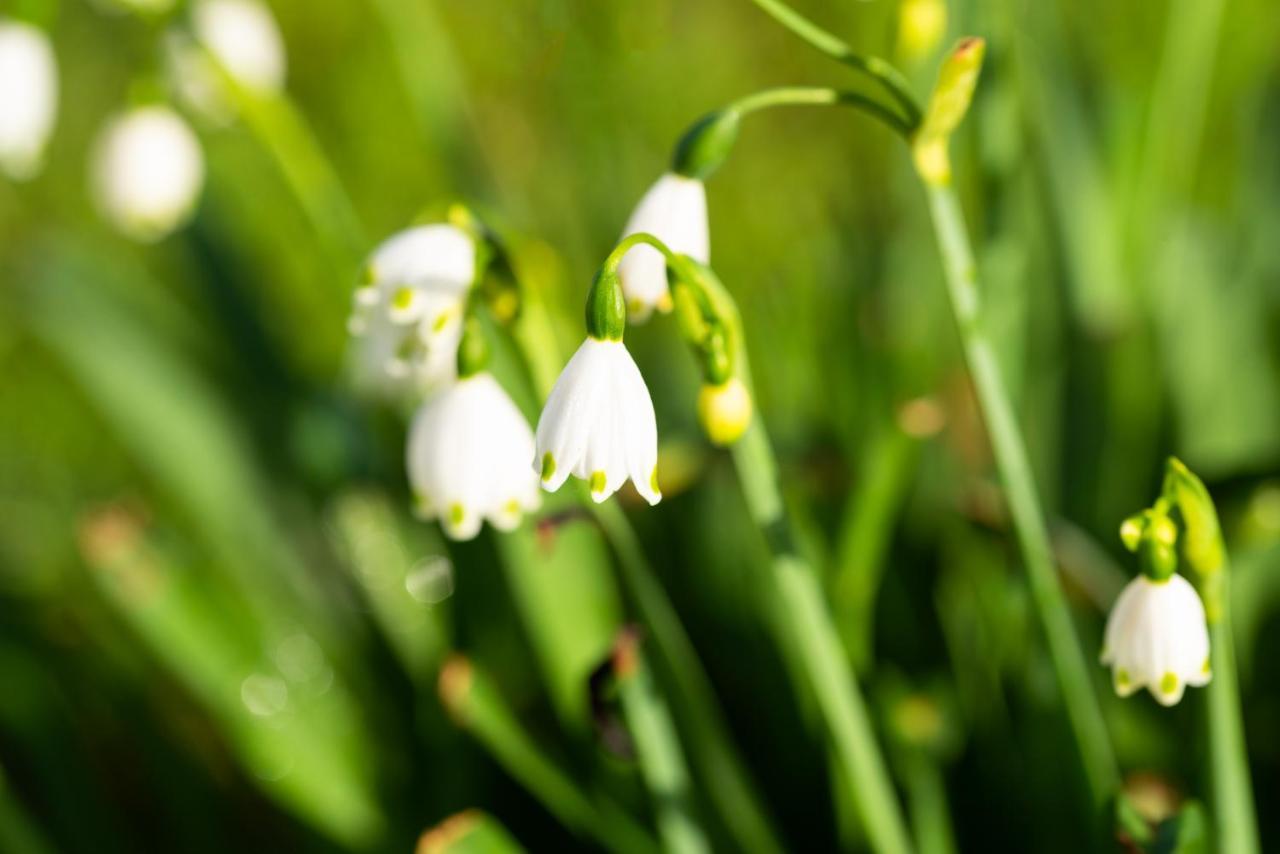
left=0, top=21, right=58, bottom=180
left=407, top=372, right=541, bottom=540
left=534, top=338, right=660, bottom=505
left=347, top=224, right=477, bottom=393
left=92, top=106, right=205, bottom=242
left=617, top=173, right=708, bottom=321
left=194, top=0, right=285, bottom=92
left=1101, top=573, right=1211, bottom=707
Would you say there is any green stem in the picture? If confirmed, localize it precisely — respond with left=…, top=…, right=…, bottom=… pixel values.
left=730, top=421, right=914, bottom=854
left=922, top=181, right=1119, bottom=803
left=615, top=632, right=712, bottom=854
left=592, top=502, right=784, bottom=854
left=440, top=657, right=657, bottom=854
left=742, top=0, right=923, bottom=129
left=903, top=758, right=957, bottom=854
left=1205, top=579, right=1259, bottom=854
left=509, top=270, right=784, bottom=854
left=729, top=86, right=915, bottom=138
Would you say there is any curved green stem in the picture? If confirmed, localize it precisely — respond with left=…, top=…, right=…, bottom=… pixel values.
left=743, top=0, right=922, bottom=129
left=729, top=86, right=915, bottom=139
left=922, top=182, right=1119, bottom=804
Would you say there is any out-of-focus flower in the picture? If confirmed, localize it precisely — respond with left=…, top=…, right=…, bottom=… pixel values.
left=407, top=372, right=540, bottom=540
left=534, top=337, right=660, bottom=505
left=0, top=21, right=58, bottom=180
left=165, top=0, right=285, bottom=124
left=1101, top=573, right=1211, bottom=707
left=194, top=0, right=285, bottom=91
left=92, top=105, right=205, bottom=242
left=896, top=0, right=947, bottom=63
left=617, top=173, right=708, bottom=321
left=697, top=376, right=752, bottom=446
left=348, top=224, right=477, bottom=394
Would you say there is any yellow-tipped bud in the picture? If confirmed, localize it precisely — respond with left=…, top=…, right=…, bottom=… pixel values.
left=698, top=377, right=753, bottom=446
left=897, top=0, right=948, bottom=63
left=912, top=36, right=986, bottom=186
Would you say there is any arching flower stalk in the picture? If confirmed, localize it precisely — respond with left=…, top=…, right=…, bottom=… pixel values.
left=534, top=242, right=661, bottom=505
left=0, top=19, right=58, bottom=180
left=407, top=318, right=540, bottom=541
left=91, top=105, right=205, bottom=242
left=348, top=222, right=477, bottom=393
left=617, top=173, right=708, bottom=321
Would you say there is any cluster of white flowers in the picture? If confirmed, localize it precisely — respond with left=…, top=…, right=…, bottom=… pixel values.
left=348, top=224, right=477, bottom=393
left=0, top=20, right=58, bottom=181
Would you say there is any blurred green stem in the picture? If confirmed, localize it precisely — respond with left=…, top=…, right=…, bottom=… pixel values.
left=440, top=657, right=656, bottom=854
left=729, top=419, right=913, bottom=854
left=1205, top=580, right=1259, bottom=854
left=922, top=182, right=1119, bottom=803
left=217, top=69, right=366, bottom=276
left=903, top=758, right=956, bottom=854
left=729, top=87, right=915, bottom=137
left=614, top=631, right=711, bottom=854
left=742, top=0, right=921, bottom=128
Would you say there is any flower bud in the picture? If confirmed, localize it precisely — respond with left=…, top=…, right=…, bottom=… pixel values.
left=698, top=377, right=752, bottom=446
left=1119, top=512, right=1146, bottom=552
left=912, top=36, right=985, bottom=186
left=672, top=109, right=740, bottom=181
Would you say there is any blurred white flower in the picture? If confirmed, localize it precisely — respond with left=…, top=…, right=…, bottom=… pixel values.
left=92, top=105, right=205, bottom=242
left=165, top=0, right=285, bottom=125
left=617, top=173, right=708, bottom=321
left=534, top=337, right=660, bottom=505
left=1101, top=573, right=1211, bottom=707
left=407, top=372, right=541, bottom=541
left=0, top=21, right=58, bottom=180
left=194, top=0, right=285, bottom=91
left=347, top=224, right=477, bottom=394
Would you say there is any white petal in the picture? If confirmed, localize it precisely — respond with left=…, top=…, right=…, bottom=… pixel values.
left=194, top=0, right=286, bottom=92
left=0, top=23, right=57, bottom=180
left=366, top=224, right=476, bottom=294
left=617, top=174, right=708, bottom=319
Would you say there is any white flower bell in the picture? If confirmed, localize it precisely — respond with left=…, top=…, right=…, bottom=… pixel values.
left=194, top=0, right=285, bottom=92
left=0, top=21, right=58, bottom=180
left=534, top=336, right=661, bottom=506
left=92, top=105, right=205, bottom=242
left=348, top=224, right=477, bottom=393
left=1101, top=573, right=1211, bottom=707
left=617, top=173, right=708, bottom=321
left=407, top=366, right=540, bottom=541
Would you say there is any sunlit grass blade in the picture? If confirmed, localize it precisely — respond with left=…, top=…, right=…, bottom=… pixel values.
left=417, top=809, right=527, bottom=854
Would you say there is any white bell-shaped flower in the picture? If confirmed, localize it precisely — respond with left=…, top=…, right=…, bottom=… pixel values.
left=92, top=105, right=205, bottom=242
left=0, top=21, right=58, bottom=180
left=408, top=372, right=541, bottom=541
left=347, top=224, right=477, bottom=393
left=534, top=338, right=661, bottom=505
left=193, top=0, right=285, bottom=92
left=1100, top=573, right=1211, bottom=706
left=617, top=173, right=708, bottom=321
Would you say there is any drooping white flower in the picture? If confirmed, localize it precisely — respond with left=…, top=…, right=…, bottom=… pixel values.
left=347, top=224, right=477, bottom=393
left=194, top=0, right=285, bottom=92
left=534, top=337, right=660, bottom=505
left=1101, top=573, right=1211, bottom=707
left=92, top=106, right=205, bottom=242
left=617, top=173, right=708, bottom=321
left=0, top=21, right=58, bottom=180
left=408, top=372, right=541, bottom=540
